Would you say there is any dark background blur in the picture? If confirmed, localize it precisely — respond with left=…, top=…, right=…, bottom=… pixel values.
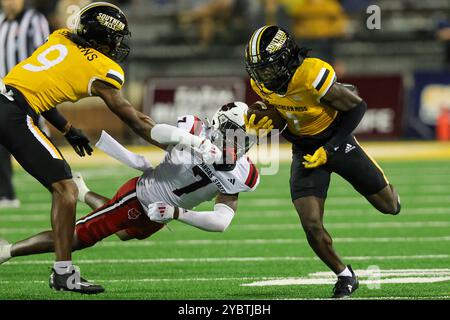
left=10, top=0, right=450, bottom=143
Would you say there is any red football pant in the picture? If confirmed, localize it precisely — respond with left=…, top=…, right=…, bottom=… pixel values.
left=75, top=177, right=164, bottom=246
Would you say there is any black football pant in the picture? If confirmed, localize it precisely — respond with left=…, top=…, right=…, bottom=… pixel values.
left=0, top=144, right=15, bottom=199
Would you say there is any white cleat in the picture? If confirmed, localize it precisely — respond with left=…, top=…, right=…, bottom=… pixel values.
left=72, top=172, right=90, bottom=203
left=0, top=239, right=12, bottom=265
left=0, top=198, right=21, bottom=208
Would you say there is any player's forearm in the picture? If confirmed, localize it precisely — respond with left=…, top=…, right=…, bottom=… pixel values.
left=114, top=104, right=162, bottom=147
left=175, top=203, right=235, bottom=232
left=324, top=100, right=367, bottom=153
left=130, top=110, right=155, bottom=141
left=41, top=108, right=70, bottom=134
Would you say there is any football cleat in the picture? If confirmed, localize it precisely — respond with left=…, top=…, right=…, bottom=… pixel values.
left=49, top=266, right=105, bottom=294
left=0, top=239, right=12, bottom=265
left=0, top=198, right=20, bottom=208
left=332, top=265, right=359, bottom=298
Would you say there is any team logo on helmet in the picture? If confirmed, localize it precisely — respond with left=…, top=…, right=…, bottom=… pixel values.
left=266, top=29, right=287, bottom=54
left=96, top=13, right=125, bottom=31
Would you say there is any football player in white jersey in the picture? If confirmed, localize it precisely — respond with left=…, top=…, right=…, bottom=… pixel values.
left=0, top=102, right=260, bottom=274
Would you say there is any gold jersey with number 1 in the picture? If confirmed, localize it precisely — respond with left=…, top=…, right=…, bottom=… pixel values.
left=251, top=57, right=337, bottom=136
left=3, top=28, right=125, bottom=114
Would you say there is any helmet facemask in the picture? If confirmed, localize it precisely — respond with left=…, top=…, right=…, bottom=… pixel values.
left=246, top=48, right=295, bottom=94
left=210, top=113, right=256, bottom=170
left=109, top=31, right=131, bottom=62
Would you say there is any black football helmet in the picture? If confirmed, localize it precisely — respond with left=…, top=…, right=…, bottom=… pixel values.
left=73, top=2, right=131, bottom=63
left=245, top=25, right=308, bottom=95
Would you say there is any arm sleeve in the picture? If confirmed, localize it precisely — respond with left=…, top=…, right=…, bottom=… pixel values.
left=177, top=203, right=235, bottom=232
left=41, top=108, right=68, bottom=132
left=323, top=100, right=367, bottom=153
left=151, top=123, right=204, bottom=148
left=244, top=161, right=260, bottom=192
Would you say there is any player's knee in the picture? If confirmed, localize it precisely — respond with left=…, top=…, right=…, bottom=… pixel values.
left=51, top=179, right=78, bottom=205
left=302, top=221, right=325, bottom=242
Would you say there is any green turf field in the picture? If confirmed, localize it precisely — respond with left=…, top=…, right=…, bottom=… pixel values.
left=0, top=160, right=449, bottom=300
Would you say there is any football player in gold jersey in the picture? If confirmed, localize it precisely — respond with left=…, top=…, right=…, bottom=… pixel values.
left=245, top=26, right=401, bottom=298
left=0, top=2, right=162, bottom=294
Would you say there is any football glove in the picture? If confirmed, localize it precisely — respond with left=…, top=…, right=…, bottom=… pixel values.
left=303, top=146, right=328, bottom=169
left=244, top=113, right=274, bottom=138
left=195, top=139, right=222, bottom=165
left=147, top=202, right=175, bottom=223
left=64, top=126, right=93, bottom=157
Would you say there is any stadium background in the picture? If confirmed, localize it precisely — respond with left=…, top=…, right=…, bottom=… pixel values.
left=1, top=0, right=450, bottom=299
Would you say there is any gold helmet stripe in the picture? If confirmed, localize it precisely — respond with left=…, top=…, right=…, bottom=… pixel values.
left=247, top=28, right=259, bottom=59
left=255, top=25, right=270, bottom=59
left=249, top=26, right=269, bottom=63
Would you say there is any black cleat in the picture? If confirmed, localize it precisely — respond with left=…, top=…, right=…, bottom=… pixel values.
left=49, top=266, right=105, bottom=295
left=332, top=265, right=359, bottom=298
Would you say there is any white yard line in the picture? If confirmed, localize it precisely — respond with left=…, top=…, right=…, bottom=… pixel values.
left=243, top=277, right=450, bottom=286
left=0, top=206, right=450, bottom=222
left=0, top=214, right=51, bottom=222
left=2, top=207, right=450, bottom=220
left=276, top=296, right=450, bottom=300
left=243, top=268, right=450, bottom=287
left=231, top=221, right=450, bottom=230
left=310, top=269, right=450, bottom=277
left=5, top=254, right=449, bottom=265
left=242, top=197, right=450, bottom=207
left=12, top=183, right=450, bottom=200
left=239, top=208, right=450, bottom=217
left=0, top=276, right=268, bottom=285
left=1, top=221, right=449, bottom=234
left=94, top=236, right=450, bottom=247
left=4, top=193, right=450, bottom=214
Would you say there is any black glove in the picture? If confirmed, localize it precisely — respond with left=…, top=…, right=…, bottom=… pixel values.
left=64, top=126, right=93, bottom=157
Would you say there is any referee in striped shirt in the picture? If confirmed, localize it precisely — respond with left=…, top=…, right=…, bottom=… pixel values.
left=0, top=0, right=49, bottom=208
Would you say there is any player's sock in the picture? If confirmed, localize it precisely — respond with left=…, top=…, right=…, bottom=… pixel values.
left=53, top=261, right=73, bottom=275
left=0, top=243, right=12, bottom=260
left=73, top=172, right=90, bottom=202
left=337, top=266, right=352, bottom=277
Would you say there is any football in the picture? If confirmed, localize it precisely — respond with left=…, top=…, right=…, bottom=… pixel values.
left=247, top=101, right=286, bottom=130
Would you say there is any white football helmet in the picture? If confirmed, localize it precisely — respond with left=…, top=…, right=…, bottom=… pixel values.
left=209, top=102, right=256, bottom=166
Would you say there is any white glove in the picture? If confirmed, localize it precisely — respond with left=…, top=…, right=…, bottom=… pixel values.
left=147, top=202, right=175, bottom=223
left=195, top=139, right=222, bottom=165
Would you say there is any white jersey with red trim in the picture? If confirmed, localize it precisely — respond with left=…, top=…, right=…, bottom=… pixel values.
left=136, top=115, right=259, bottom=210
